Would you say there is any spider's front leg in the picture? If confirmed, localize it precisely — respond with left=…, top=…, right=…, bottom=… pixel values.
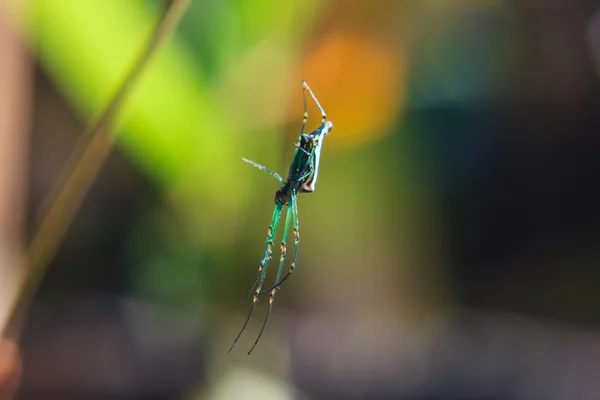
left=242, top=158, right=285, bottom=184
left=303, top=80, right=327, bottom=126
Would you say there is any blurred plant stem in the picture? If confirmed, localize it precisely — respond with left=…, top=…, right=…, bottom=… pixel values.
left=0, top=0, right=33, bottom=372
left=0, top=0, right=191, bottom=340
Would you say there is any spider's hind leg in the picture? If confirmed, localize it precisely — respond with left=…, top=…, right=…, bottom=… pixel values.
left=248, top=198, right=293, bottom=354
left=262, top=190, right=299, bottom=293
left=229, top=202, right=283, bottom=353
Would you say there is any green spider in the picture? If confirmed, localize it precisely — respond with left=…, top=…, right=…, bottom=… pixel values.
left=229, top=81, right=333, bottom=355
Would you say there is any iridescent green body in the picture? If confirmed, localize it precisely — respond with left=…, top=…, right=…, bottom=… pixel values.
left=229, top=81, right=333, bottom=355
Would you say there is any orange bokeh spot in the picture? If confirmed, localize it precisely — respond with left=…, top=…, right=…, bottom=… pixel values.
left=298, top=27, right=407, bottom=152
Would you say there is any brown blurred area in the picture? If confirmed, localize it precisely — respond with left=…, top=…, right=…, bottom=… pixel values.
left=0, top=6, right=29, bottom=399
left=0, top=3, right=206, bottom=397
left=13, top=69, right=205, bottom=398
left=0, top=339, right=21, bottom=399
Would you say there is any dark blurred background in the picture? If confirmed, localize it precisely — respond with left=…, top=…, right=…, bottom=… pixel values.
left=1, top=0, right=600, bottom=399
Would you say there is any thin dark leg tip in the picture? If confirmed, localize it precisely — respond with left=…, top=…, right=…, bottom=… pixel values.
left=247, top=341, right=260, bottom=355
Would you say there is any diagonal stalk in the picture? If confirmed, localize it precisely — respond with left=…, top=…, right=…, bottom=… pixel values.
left=1, top=0, right=191, bottom=339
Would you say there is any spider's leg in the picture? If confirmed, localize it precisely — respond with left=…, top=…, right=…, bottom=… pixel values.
left=262, top=190, right=298, bottom=293
left=242, top=158, right=285, bottom=184
left=300, top=80, right=308, bottom=135
left=303, top=81, right=326, bottom=126
left=293, top=142, right=311, bottom=156
left=248, top=198, right=293, bottom=355
left=229, top=202, right=283, bottom=354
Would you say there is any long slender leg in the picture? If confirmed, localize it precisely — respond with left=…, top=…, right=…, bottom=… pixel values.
left=239, top=203, right=281, bottom=304
left=293, top=142, right=311, bottom=156
left=229, top=202, right=283, bottom=353
left=247, top=201, right=293, bottom=354
left=300, top=80, right=308, bottom=135
left=302, top=81, right=326, bottom=125
left=242, top=158, right=285, bottom=184
left=262, top=190, right=299, bottom=292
